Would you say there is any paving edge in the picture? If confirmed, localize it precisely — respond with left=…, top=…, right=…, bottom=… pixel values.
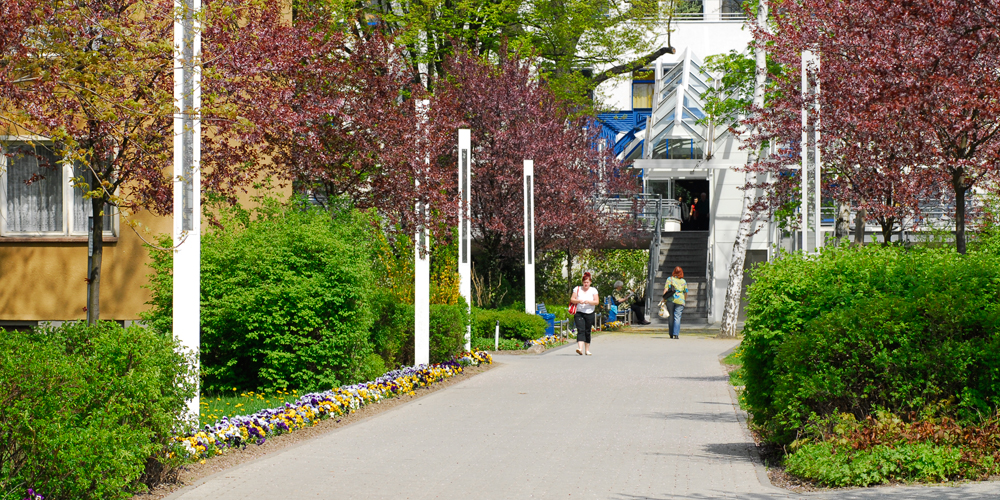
left=718, top=344, right=787, bottom=495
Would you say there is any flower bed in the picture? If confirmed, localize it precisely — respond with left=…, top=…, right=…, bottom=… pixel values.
left=597, top=320, right=626, bottom=332
left=524, top=335, right=567, bottom=349
left=173, top=351, right=492, bottom=460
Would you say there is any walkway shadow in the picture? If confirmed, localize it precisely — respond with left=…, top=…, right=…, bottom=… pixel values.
left=670, top=375, right=730, bottom=382
left=647, top=411, right=737, bottom=423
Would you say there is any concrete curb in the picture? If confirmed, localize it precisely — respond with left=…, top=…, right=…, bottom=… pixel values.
left=718, top=344, right=788, bottom=495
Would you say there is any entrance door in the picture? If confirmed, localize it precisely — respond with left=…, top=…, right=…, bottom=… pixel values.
left=674, top=179, right=709, bottom=231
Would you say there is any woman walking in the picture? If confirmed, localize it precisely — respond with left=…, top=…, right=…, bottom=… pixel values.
left=663, top=267, right=688, bottom=339
left=571, top=272, right=599, bottom=355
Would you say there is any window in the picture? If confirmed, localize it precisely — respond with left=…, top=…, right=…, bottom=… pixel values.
left=651, top=139, right=705, bottom=160
left=1, top=142, right=116, bottom=237
left=632, top=68, right=655, bottom=109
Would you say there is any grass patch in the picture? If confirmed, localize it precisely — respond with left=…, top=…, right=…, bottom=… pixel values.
left=199, top=389, right=303, bottom=426
left=721, top=346, right=745, bottom=387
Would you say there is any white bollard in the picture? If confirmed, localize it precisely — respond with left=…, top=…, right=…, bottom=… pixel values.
left=494, top=319, right=500, bottom=351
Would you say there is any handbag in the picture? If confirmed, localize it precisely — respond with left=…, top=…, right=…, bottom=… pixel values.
left=657, top=300, right=670, bottom=319
left=568, top=286, right=579, bottom=315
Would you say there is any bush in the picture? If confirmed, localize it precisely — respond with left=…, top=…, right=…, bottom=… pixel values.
left=429, top=300, right=470, bottom=363
left=471, top=308, right=547, bottom=341
left=0, top=322, right=195, bottom=500
left=368, top=298, right=471, bottom=366
left=784, top=441, right=964, bottom=487
left=741, top=245, right=1000, bottom=444
left=144, top=199, right=377, bottom=393
left=472, top=336, right=523, bottom=351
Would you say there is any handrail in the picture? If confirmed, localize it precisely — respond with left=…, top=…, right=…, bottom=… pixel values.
left=646, top=195, right=662, bottom=317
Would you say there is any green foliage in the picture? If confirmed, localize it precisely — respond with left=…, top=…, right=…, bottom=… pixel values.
left=369, top=295, right=416, bottom=369
left=472, top=336, right=524, bottom=351
left=429, top=300, right=472, bottom=363
left=537, top=249, right=648, bottom=307
left=143, top=199, right=377, bottom=393
left=471, top=308, right=547, bottom=341
left=784, top=441, right=964, bottom=487
left=741, top=245, right=1000, bottom=444
left=0, top=322, right=195, bottom=500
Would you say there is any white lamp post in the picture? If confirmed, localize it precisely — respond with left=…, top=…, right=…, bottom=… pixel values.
left=523, top=160, right=535, bottom=314
left=457, top=129, right=472, bottom=351
left=414, top=100, right=431, bottom=365
left=173, top=0, right=201, bottom=418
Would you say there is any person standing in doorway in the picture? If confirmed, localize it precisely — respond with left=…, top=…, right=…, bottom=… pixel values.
left=571, top=272, right=599, bottom=355
left=678, top=195, right=690, bottom=231
left=663, top=266, right=688, bottom=339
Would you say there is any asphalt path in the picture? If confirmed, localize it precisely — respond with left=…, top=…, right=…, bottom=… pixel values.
left=167, top=333, right=1000, bottom=500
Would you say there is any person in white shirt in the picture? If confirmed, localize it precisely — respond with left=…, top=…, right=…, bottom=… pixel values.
left=571, top=272, right=600, bottom=355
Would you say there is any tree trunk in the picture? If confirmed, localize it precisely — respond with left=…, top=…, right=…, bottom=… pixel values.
left=835, top=201, right=850, bottom=244
left=954, top=169, right=967, bottom=254
left=565, top=248, right=574, bottom=295
left=879, top=217, right=894, bottom=246
left=719, top=0, right=768, bottom=339
left=87, top=196, right=104, bottom=325
left=853, top=205, right=866, bottom=245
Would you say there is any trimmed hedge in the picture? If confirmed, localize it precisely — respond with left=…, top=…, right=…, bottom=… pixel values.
left=471, top=308, right=547, bottom=341
left=0, top=322, right=195, bottom=500
left=370, top=299, right=471, bottom=366
left=741, top=245, right=1000, bottom=444
left=144, top=200, right=376, bottom=393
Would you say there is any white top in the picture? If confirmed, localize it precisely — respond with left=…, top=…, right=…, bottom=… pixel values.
left=574, top=286, right=599, bottom=314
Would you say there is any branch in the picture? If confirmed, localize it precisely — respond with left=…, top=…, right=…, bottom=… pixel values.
left=590, top=46, right=676, bottom=87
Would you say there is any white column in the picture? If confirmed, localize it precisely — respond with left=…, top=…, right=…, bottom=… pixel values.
left=523, top=160, right=535, bottom=315
left=414, top=100, right=431, bottom=366
left=173, top=0, right=201, bottom=418
left=414, top=193, right=430, bottom=365
left=457, top=129, right=472, bottom=351
left=800, top=50, right=810, bottom=253
left=813, top=54, right=823, bottom=250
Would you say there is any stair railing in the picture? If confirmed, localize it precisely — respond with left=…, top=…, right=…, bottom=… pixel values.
left=645, top=195, right=662, bottom=316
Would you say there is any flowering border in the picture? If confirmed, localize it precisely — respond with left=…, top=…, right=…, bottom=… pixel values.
left=173, top=351, right=493, bottom=460
left=524, top=335, right=567, bottom=349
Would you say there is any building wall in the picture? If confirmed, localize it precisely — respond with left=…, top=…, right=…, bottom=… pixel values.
left=0, top=183, right=289, bottom=323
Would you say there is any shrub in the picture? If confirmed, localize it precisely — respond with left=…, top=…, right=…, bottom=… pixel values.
left=0, top=322, right=195, bottom=500
left=784, top=441, right=964, bottom=487
left=368, top=299, right=471, bottom=366
left=471, top=308, right=546, bottom=341
left=472, top=336, right=523, bottom=351
left=741, top=245, right=1000, bottom=444
left=429, top=300, right=470, bottom=363
left=144, top=199, right=377, bottom=393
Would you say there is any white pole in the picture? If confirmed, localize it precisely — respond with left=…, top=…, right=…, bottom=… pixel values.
left=494, top=320, right=499, bottom=351
left=414, top=196, right=430, bottom=365
left=457, top=129, right=472, bottom=351
left=173, top=0, right=201, bottom=419
left=414, top=100, right=431, bottom=365
left=523, top=160, right=535, bottom=315
left=800, top=50, right=810, bottom=253
left=813, top=54, right=822, bottom=251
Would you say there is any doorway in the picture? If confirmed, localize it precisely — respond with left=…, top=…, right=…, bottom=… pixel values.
left=674, top=179, right=709, bottom=231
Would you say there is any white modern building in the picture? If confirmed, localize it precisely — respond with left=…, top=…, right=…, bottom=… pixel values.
left=594, top=1, right=769, bottom=325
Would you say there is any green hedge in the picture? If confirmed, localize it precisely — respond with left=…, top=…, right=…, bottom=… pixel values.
left=741, top=245, right=1000, bottom=444
left=144, top=200, right=376, bottom=393
left=0, top=322, right=195, bottom=500
left=471, top=308, right=547, bottom=341
left=370, top=299, right=471, bottom=366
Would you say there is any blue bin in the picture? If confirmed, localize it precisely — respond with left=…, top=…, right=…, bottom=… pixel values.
left=536, top=312, right=555, bottom=336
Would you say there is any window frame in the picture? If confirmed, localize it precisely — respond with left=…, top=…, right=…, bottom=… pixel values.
left=0, top=137, right=118, bottom=238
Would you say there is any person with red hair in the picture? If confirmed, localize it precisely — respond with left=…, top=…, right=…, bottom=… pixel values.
left=571, top=272, right=600, bottom=355
left=663, top=266, right=688, bottom=339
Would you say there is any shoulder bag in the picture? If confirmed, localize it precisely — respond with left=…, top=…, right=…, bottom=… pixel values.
left=568, top=286, right=578, bottom=315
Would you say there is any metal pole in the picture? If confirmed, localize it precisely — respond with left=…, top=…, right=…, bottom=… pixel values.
left=457, top=129, right=472, bottom=351
left=800, top=50, right=810, bottom=253
left=524, top=160, right=535, bottom=315
left=813, top=53, right=822, bottom=251
left=173, top=0, right=201, bottom=419
left=414, top=100, right=431, bottom=365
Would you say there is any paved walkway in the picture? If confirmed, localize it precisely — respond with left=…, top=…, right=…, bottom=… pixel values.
left=167, top=333, right=1000, bottom=500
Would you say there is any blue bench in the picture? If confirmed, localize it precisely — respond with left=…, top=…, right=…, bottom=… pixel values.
left=536, top=303, right=569, bottom=336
